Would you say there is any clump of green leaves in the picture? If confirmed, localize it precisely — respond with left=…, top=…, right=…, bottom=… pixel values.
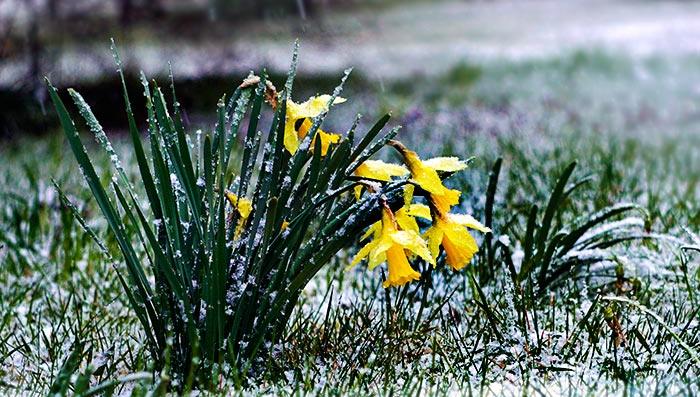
left=48, top=42, right=410, bottom=391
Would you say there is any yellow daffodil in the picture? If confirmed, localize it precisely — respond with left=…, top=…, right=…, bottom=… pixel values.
left=353, top=160, right=409, bottom=200
left=225, top=191, right=253, bottom=239
left=424, top=211, right=491, bottom=271
left=389, top=141, right=462, bottom=212
left=348, top=200, right=434, bottom=288
left=284, top=94, right=346, bottom=156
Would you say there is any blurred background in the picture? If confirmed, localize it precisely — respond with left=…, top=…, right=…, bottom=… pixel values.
left=2, top=0, right=700, bottom=140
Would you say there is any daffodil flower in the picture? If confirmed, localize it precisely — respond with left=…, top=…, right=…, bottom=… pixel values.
left=225, top=191, right=253, bottom=239
left=424, top=211, right=491, bottom=271
left=284, top=94, right=346, bottom=156
left=389, top=141, right=463, bottom=212
left=348, top=199, right=434, bottom=288
left=353, top=159, right=409, bottom=200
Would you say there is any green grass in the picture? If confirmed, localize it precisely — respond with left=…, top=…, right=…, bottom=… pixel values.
left=2, top=50, right=700, bottom=395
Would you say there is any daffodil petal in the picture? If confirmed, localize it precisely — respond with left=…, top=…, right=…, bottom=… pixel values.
left=423, top=157, right=468, bottom=172
left=224, top=191, right=238, bottom=206
left=368, top=237, right=393, bottom=269
left=347, top=239, right=379, bottom=271
left=284, top=121, right=300, bottom=154
left=403, top=184, right=415, bottom=206
left=407, top=203, right=431, bottom=220
left=410, top=168, right=445, bottom=195
left=442, top=222, right=479, bottom=271
left=391, top=230, right=435, bottom=266
left=225, top=192, right=252, bottom=217
left=237, top=200, right=253, bottom=219
left=361, top=221, right=381, bottom=241
left=442, top=232, right=478, bottom=271
left=449, top=213, right=491, bottom=233
left=315, top=129, right=341, bottom=156
left=423, top=226, right=444, bottom=266
left=431, top=188, right=461, bottom=213
left=353, top=185, right=364, bottom=201
left=295, top=95, right=346, bottom=118
left=444, top=222, right=478, bottom=251
left=297, top=118, right=313, bottom=139
left=355, top=160, right=409, bottom=181
left=395, top=208, right=420, bottom=235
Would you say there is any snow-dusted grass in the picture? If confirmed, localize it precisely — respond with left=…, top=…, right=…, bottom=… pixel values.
left=2, top=51, right=700, bottom=395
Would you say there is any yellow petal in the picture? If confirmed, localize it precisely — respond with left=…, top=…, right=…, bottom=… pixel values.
left=442, top=221, right=479, bottom=271
left=225, top=190, right=239, bottom=206
left=410, top=166, right=446, bottom=195
left=285, top=100, right=303, bottom=120
left=423, top=226, right=444, bottom=266
left=314, top=129, right=341, bottom=156
left=284, top=119, right=300, bottom=154
left=296, top=119, right=340, bottom=156
left=238, top=201, right=253, bottom=220
left=401, top=148, right=448, bottom=195
left=368, top=236, right=393, bottom=269
left=293, top=95, right=346, bottom=119
left=407, top=203, right=431, bottom=220
left=347, top=239, right=378, bottom=271
left=449, top=213, right=491, bottom=233
left=431, top=188, right=461, bottom=213
left=442, top=232, right=478, bottom=271
left=403, top=184, right=415, bottom=206
left=297, top=118, right=313, bottom=140
left=423, top=157, right=468, bottom=172
left=400, top=148, right=465, bottom=212
left=225, top=192, right=252, bottom=218
left=394, top=207, right=420, bottom=235
left=383, top=245, right=421, bottom=288
left=390, top=230, right=435, bottom=266
left=284, top=95, right=345, bottom=154
left=225, top=192, right=253, bottom=239
left=361, top=220, right=381, bottom=241
left=354, top=185, right=364, bottom=201
left=354, top=160, right=409, bottom=181
left=380, top=206, right=397, bottom=233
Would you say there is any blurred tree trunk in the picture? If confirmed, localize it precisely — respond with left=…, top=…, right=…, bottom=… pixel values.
left=28, top=15, right=40, bottom=86
left=119, top=0, right=134, bottom=26
left=28, top=1, right=47, bottom=112
left=296, top=0, right=317, bottom=19
left=145, top=0, right=165, bottom=19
